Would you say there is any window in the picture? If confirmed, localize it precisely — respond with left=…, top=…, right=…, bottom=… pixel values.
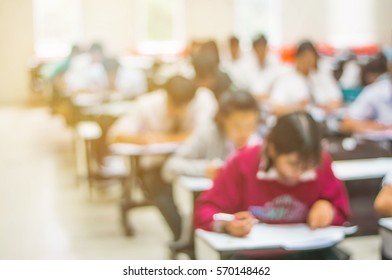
left=135, top=0, right=185, bottom=55
left=234, top=0, right=281, bottom=48
left=33, top=0, right=83, bottom=58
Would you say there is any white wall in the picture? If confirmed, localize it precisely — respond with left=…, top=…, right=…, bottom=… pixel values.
left=279, top=0, right=328, bottom=45
left=81, top=0, right=136, bottom=55
left=0, top=0, right=34, bottom=105
left=375, top=0, right=392, bottom=45
left=185, top=0, right=234, bottom=44
left=326, top=0, right=377, bottom=47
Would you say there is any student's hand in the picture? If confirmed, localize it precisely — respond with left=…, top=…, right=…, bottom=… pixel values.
left=307, top=200, right=335, bottom=229
left=224, top=211, right=257, bottom=237
left=205, top=165, right=220, bottom=180
left=205, top=160, right=224, bottom=180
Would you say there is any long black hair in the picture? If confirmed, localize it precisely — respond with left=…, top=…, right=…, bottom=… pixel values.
left=266, top=111, right=322, bottom=169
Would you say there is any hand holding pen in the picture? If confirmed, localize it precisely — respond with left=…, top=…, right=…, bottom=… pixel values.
left=213, top=211, right=258, bottom=237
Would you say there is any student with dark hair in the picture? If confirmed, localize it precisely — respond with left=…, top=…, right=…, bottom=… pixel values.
left=228, top=36, right=240, bottom=61
left=108, top=75, right=217, bottom=241
left=361, top=53, right=388, bottom=86
left=163, top=90, right=260, bottom=182
left=238, top=34, right=283, bottom=100
left=195, top=111, right=350, bottom=255
left=270, top=40, right=342, bottom=116
left=221, top=36, right=250, bottom=93
left=192, top=47, right=232, bottom=100
left=341, top=67, right=392, bottom=134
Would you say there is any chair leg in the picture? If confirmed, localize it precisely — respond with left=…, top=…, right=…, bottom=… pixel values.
left=120, top=178, right=134, bottom=236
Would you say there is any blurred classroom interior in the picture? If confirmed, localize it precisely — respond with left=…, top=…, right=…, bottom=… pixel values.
left=1, top=0, right=392, bottom=260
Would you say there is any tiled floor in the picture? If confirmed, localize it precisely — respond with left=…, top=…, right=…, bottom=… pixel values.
left=0, top=107, right=382, bottom=260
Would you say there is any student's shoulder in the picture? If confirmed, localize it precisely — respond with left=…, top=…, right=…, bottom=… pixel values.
left=193, top=121, right=221, bottom=138
left=227, top=144, right=262, bottom=170
left=318, top=151, right=335, bottom=173
left=361, top=78, right=391, bottom=97
left=135, top=89, right=165, bottom=106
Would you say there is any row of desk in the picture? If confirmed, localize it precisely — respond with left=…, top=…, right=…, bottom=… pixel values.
left=70, top=95, right=392, bottom=259
left=107, top=141, right=392, bottom=259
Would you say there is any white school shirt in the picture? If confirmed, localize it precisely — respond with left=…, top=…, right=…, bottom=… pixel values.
left=108, top=88, right=218, bottom=169
left=64, top=53, right=108, bottom=93
left=270, top=67, right=342, bottom=106
left=347, top=77, right=392, bottom=125
left=241, top=53, right=283, bottom=97
left=221, top=53, right=249, bottom=90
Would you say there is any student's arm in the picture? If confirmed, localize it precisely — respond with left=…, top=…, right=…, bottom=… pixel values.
left=194, top=153, right=251, bottom=235
left=107, top=110, right=142, bottom=144
left=162, top=128, right=211, bottom=183
left=108, top=107, right=190, bottom=145
left=309, top=153, right=350, bottom=228
left=340, top=86, right=387, bottom=133
left=340, top=117, right=390, bottom=134
left=269, top=76, right=309, bottom=116
left=374, top=172, right=392, bottom=217
left=271, top=100, right=309, bottom=117
left=318, top=99, right=342, bottom=113
left=316, top=72, right=343, bottom=113
left=374, top=186, right=392, bottom=217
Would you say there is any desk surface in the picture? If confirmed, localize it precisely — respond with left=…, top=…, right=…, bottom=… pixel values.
left=355, top=130, right=392, bottom=141
left=175, top=176, right=213, bottom=192
left=379, top=218, right=392, bottom=231
left=332, top=157, right=392, bottom=181
left=82, top=101, right=134, bottom=117
left=110, top=142, right=180, bottom=156
left=196, top=223, right=357, bottom=253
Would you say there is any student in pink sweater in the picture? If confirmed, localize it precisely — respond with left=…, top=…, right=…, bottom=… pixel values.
left=195, top=111, right=350, bottom=238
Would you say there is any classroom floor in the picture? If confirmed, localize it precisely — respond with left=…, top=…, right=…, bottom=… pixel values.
left=0, top=107, right=382, bottom=260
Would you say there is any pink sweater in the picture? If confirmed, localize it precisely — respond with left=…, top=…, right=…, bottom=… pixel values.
left=194, top=144, right=350, bottom=231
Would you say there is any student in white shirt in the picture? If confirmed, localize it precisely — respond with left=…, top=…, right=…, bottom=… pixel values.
left=162, top=90, right=261, bottom=183
left=361, top=53, right=388, bottom=87
left=108, top=75, right=217, bottom=241
left=374, top=170, right=392, bottom=217
left=241, top=35, right=283, bottom=100
left=192, top=49, right=231, bottom=101
left=341, top=72, right=392, bottom=134
left=270, top=41, right=342, bottom=116
left=221, top=36, right=247, bottom=90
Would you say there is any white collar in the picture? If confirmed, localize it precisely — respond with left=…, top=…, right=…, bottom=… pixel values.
left=256, top=167, right=317, bottom=182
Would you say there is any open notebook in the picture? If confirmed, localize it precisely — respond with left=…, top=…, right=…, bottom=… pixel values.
left=196, top=223, right=357, bottom=252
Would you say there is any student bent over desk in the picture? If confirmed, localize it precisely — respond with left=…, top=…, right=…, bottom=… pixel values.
left=195, top=111, right=351, bottom=259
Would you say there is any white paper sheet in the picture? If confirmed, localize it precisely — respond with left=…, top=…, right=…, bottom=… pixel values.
left=196, top=223, right=357, bottom=252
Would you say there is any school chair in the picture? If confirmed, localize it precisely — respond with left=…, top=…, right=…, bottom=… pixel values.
left=75, top=121, right=129, bottom=199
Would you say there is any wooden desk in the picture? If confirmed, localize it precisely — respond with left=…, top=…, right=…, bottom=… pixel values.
left=110, top=142, right=180, bottom=236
